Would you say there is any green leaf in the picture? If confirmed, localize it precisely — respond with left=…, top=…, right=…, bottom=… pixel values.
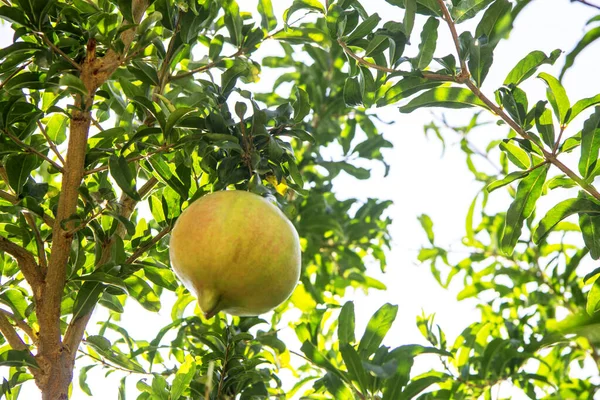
left=468, top=38, right=494, bottom=87
left=0, top=350, right=38, bottom=369
left=475, top=0, right=511, bottom=40
left=358, top=303, right=398, bottom=358
left=300, top=341, right=348, bottom=382
left=451, top=0, right=493, bottom=24
left=5, top=154, right=37, bottom=195
left=538, top=72, right=570, bottom=124
left=560, top=26, right=600, bottom=80
left=499, top=140, right=530, bottom=169
left=59, top=74, right=88, bottom=96
left=581, top=213, right=600, bottom=260
left=284, top=0, right=325, bottom=25
left=223, top=0, right=243, bottom=46
left=579, top=107, right=600, bottom=178
left=258, top=0, right=277, bottom=31
left=385, top=0, right=441, bottom=16
left=117, top=0, right=133, bottom=22
left=273, top=27, right=331, bottom=46
left=486, top=171, right=529, bottom=193
left=73, top=282, right=106, bottom=320
left=170, top=356, right=196, bottom=400
left=378, top=77, right=442, bottom=107
left=340, top=344, right=369, bottom=394
left=569, top=93, right=600, bottom=124
left=338, top=302, right=356, bottom=345
left=413, top=17, right=438, bottom=70
left=534, top=197, right=600, bottom=243
left=165, top=107, right=195, bottom=141
left=124, top=275, right=161, bottom=312
left=400, top=375, right=446, bottom=399
left=501, top=164, right=548, bottom=255
left=404, top=0, right=416, bottom=38
left=417, top=214, right=434, bottom=244
left=504, top=50, right=561, bottom=87
left=347, top=14, right=381, bottom=43
left=344, top=76, right=363, bottom=107
left=534, top=101, right=555, bottom=147
left=78, top=365, right=95, bottom=396
left=293, top=87, right=310, bottom=122
left=587, top=279, right=600, bottom=315
left=399, top=87, right=490, bottom=113
left=209, top=34, right=224, bottom=60
left=109, top=155, right=141, bottom=201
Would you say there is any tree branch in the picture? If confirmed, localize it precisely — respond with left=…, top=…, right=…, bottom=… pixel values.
left=0, top=311, right=28, bottom=350
left=435, top=0, right=468, bottom=74
left=2, top=129, right=64, bottom=173
left=24, top=212, right=47, bottom=272
left=125, top=225, right=171, bottom=264
left=83, top=143, right=179, bottom=175
left=572, top=0, right=600, bottom=10
left=0, top=308, right=38, bottom=345
left=37, top=120, right=66, bottom=165
left=169, top=50, right=244, bottom=81
left=0, top=236, right=44, bottom=295
left=39, top=33, right=81, bottom=71
left=0, top=60, right=33, bottom=91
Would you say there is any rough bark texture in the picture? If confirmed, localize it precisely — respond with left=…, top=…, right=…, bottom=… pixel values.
left=33, top=2, right=149, bottom=398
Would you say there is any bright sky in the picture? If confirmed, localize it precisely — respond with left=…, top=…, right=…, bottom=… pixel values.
left=2, top=0, right=600, bottom=398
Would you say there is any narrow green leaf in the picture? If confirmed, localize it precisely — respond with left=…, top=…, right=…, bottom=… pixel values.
left=284, top=0, right=325, bottom=25
left=413, top=17, right=438, bottom=70
left=534, top=197, right=600, bottom=243
left=486, top=171, right=529, bottom=193
left=403, top=0, right=417, bottom=39
left=59, top=74, right=88, bottom=96
left=504, top=50, right=561, bottom=87
left=258, top=0, right=277, bottom=31
left=165, top=107, right=195, bottom=140
left=468, top=38, right=494, bottom=87
left=0, top=350, right=38, bottom=369
left=73, top=282, right=106, bottom=320
left=300, top=341, right=349, bottom=383
left=124, top=275, right=161, bottom=312
left=569, top=93, right=600, bottom=124
left=501, top=164, right=548, bottom=255
left=171, top=356, right=196, bottom=400
left=340, top=344, right=369, bottom=394
left=534, top=101, right=555, bottom=147
left=344, top=76, right=363, bottom=106
left=560, top=26, right=600, bottom=80
left=293, top=87, right=310, bottom=122
left=347, top=14, right=381, bottom=43
left=580, top=213, right=600, bottom=260
left=377, top=77, right=442, bottom=107
left=358, top=303, right=398, bottom=358
left=223, top=0, right=243, bottom=46
left=78, top=365, right=95, bottom=396
left=587, top=279, right=600, bottom=315
left=399, top=375, right=446, bottom=399
left=417, top=214, right=434, bottom=244
left=109, top=155, right=141, bottom=201
left=452, top=0, right=494, bottom=24
left=579, top=107, right=600, bottom=178
left=499, top=140, right=531, bottom=169
left=338, top=302, right=356, bottom=345
left=5, top=154, right=37, bottom=195
left=475, top=0, right=511, bottom=40
left=538, top=72, right=570, bottom=124
left=399, top=87, right=490, bottom=113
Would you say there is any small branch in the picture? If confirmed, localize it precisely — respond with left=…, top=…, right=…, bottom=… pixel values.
left=79, top=349, right=150, bottom=375
left=83, top=143, right=178, bottom=175
left=0, top=236, right=44, bottom=294
left=64, top=201, right=107, bottom=236
left=0, top=308, right=38, bottom=345
left=572, top=0, right=600, bottom=9
left=90, top=116, right=105, bottom=132
left=2, top=129, right=64, bottom=173
left=24, top=212, right=47, bottom=272
left=0, top=189, right=18, bottom=203
left=37, top=121, right=66, bottom=164
left=0, top=60, right=33, bottom=91
left=170, top=50, right=244, bottom=81
left=552, top=125, right=566, bottom=155
left=125, top=225, right=171, bottom=264
left=0, top=311, right=28, bottom=350
left=39, top=33, right=81, bottom=71
left=435, top=0, right=468, bottom=74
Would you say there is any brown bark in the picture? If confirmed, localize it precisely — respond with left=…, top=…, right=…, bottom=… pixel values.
left=34, top=2, right=149, bottom=398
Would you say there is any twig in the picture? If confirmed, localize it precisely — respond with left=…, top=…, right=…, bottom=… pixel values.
left=65, top=201, right=107, bottom=236
left=125, top=225, right=171, bottom=264
left=83, top=143, right=178, bottom=175
left=572, top=0, right=600, bottom=9
left=0, top=60, right=33, bottom=91
left=435, top=0, right=468, bottom=74
left=2, top=129, right=65, bottom=173
left=37, top=120, right=66, bottom=165
left=39, top=33, right=81, bottom=71
left=79, top=349, right=150, bottom=375
left=0, top=236, right=44, bottom=295
left=24, top=212, right=47, bottom=271
left=0, top=189, right=18, bottom=203
left=0, top=311, right=29, bottom=351
left=169, top=50, right=244, bottom=81
left=0, top=308, right=38, bottom=345
left=90, top=116, right=105, bottom=132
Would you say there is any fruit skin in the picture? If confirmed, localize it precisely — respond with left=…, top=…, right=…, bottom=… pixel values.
left=169, top=190, right=301, bottom=318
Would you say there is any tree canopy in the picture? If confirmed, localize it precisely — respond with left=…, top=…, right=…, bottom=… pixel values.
left=0, top=0, right=599, bottom=399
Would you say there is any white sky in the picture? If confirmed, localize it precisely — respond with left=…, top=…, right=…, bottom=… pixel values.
left=2, top=0, right=600, bottom=398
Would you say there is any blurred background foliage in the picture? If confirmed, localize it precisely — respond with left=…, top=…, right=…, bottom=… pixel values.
left=0, top=0, right=599, bottom=398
